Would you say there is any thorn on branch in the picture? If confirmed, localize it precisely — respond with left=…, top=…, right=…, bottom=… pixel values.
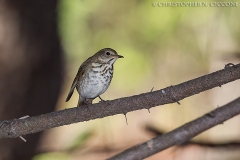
left=171, top=86, right=180, bottom=104
left=19, top=136, right=26, bottom=142
left=147, top=108, right=151, bottom=113
left=224, top=63, right=235, bottom=69
left=147, top=87, right=154, bottom=113
left=19, top=115, right=30, bottom=119
left=0, top=116, right=29, bottom=142
left=225, top=63, right=237, bottom=76
left=150, top=87, right=154, bottom=92
left=1, top=63, right=240, bottom=142
left=124, top=113, right=128, bottom=125
left=161, top=88, right=180, bottom=105
left=0, top=119, right=26, bottom=142
left=18, top=116, right=29, bottom=142
left=171, top=90, right=180, bottom=105
left=176, top=100, right=181, bottom=105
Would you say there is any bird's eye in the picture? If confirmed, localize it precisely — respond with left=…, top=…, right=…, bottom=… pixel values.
left=106, top=52, right=110, bottom=56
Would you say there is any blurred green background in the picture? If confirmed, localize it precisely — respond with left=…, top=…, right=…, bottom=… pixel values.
left=35, top=0, right=240, bottom=159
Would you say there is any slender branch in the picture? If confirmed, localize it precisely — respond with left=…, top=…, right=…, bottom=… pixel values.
left=108, top=97, right=240, bottom=160
left=145, top=124, right=240, bottom=147
left=0, top=63, right=239, bottom=138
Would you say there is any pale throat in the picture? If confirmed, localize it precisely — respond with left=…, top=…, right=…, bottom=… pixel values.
left=91, top=59, right=116, bottom=71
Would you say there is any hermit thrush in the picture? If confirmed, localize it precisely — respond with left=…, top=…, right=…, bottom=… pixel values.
left=66, top=48, right=123, bottom=107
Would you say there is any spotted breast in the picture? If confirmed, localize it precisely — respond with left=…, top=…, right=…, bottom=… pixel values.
left=77, top=62, right=113, bottom=99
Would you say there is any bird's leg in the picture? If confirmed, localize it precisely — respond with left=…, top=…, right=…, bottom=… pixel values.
left=84, top=98, right=93, bottom=112
left=98, top=96, right=105, bottom=102
left=85, top=98, right=93, bottom=105
left=77, top=96, right=92, bottom=112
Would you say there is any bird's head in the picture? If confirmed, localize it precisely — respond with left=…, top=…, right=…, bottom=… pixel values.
left=96, top=48, right=124, bottom=65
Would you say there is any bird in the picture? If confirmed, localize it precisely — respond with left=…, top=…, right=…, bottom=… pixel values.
left=66, top=48, right=123, bottom=107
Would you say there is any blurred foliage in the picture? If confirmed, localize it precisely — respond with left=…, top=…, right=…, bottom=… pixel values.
left=66, top=129, right=94, bottom=153
left=33, top=152, right=69, bottom=160
left=33, top=130, right=93, bottom=160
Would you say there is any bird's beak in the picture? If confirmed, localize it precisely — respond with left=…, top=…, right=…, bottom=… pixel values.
left=117, top=55, right=124, bottom=58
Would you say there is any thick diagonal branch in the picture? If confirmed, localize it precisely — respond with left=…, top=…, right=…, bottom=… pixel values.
left=108, top=97, right=240, bottom=160
left=0, top=64, right=240, bottom=138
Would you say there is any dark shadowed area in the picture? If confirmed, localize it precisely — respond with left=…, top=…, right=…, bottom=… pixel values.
left=0, top=0, right=63, bottom=159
